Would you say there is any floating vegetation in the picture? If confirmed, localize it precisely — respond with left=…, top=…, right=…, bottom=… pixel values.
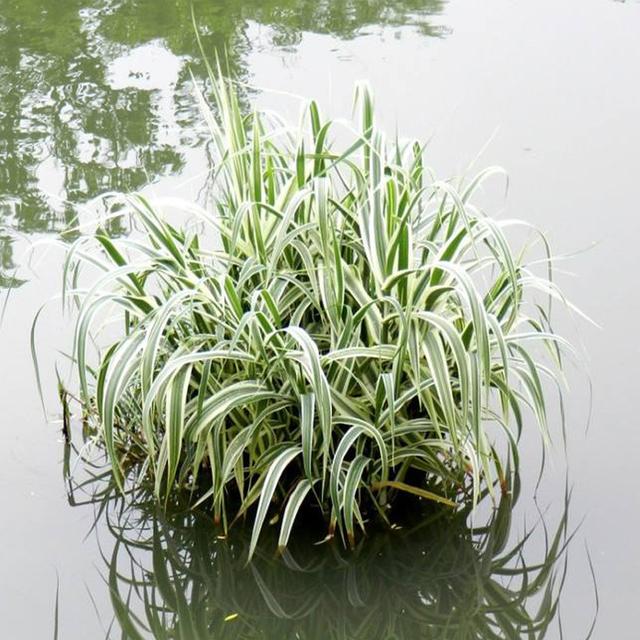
left=55, top=65, right=573, bottom=558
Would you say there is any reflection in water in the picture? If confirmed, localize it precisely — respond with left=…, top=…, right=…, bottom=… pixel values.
left=0, top=231, right=25, bottom=289
left=0, top=0, right=448, bottom=272
left=69, top=471, right=569, bottom=639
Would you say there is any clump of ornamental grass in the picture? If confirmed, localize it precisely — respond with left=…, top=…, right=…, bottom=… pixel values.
left=59, top=68, right=571, bottom=559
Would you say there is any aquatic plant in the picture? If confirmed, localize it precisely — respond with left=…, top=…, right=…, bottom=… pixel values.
left=59, top=67, right=571, bottom=558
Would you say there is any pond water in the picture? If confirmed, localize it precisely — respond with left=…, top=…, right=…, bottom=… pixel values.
left=1, top=0, right=639, bottom=637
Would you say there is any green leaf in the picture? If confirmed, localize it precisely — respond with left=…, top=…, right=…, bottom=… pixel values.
left=248, top=447, right=301, bottom=562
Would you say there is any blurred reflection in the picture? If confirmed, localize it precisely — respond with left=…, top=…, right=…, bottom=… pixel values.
left=69, top=469, right=570, bottom=639
left=0, top=231, right=25, bottom=289
left=0, top=0, right=448, bottom=275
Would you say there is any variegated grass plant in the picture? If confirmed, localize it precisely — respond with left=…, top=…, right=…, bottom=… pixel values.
left=60, top=67, right=570, bottom=559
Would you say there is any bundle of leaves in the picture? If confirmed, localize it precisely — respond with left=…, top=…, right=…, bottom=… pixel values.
left=62, top=67, right=569, bottom=558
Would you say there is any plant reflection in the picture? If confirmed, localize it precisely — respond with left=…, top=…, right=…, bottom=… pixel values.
left=70, top=469, right=570, bottom=639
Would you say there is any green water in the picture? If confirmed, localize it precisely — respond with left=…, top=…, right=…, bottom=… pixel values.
left=0, top=0, right=444, bottom=240
left=1, top=0, right=639, bottom=637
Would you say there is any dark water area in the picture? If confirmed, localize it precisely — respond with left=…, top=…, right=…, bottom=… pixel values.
left=67, top=479, right=570, bottom=639
left=1, top=0, right=639, bottom=637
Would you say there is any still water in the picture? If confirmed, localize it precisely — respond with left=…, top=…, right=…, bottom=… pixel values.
left=1, top=0, right=639, bottom=637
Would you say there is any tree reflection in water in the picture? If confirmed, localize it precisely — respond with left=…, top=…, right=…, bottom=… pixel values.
left=0, top=0, right=448, bottom=266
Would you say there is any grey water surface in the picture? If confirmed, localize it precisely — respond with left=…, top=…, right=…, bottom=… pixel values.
left=1, top=0, right=638, bottom=637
